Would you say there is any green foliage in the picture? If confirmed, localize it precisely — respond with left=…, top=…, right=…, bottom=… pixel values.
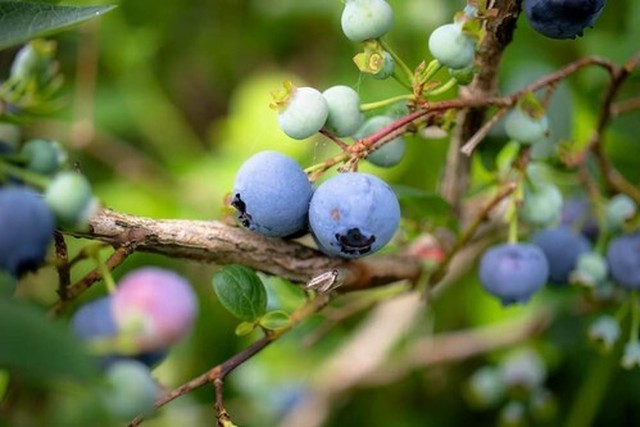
left=212, top=264, right=268, bottom=322
left=0, top=296, right=97, bottom=383
left=0, top=2, right=116, bottom=50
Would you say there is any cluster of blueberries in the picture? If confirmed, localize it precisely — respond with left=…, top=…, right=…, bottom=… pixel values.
left=0, top=138, right=98, bottom=284
left=232, top=151, right=401, bottom=259
left=71, top=267, right=198, bottom=420
left=479, top=192, right=639, bottom=320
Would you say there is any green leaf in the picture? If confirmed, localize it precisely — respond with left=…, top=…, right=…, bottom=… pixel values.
left=258, top=310, right=291, bottom=331
left=0, top=2, right=117, bottom=50
left=234, top=321, right=257, bottom=336
left=0, top=297, right=98, bottom=383
left=212, top=265, right=268, bottom=322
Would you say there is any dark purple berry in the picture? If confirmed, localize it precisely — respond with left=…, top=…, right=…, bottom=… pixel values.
left=479, top=243, right=549, bottom=304
left=532, top=226, right=591, bottom=284
left=607, top=233, right=640, bottom=289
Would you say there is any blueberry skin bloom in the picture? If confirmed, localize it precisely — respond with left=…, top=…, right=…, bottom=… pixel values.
left=524, top=0, right=607, bottom=39
left=309, top=172, right=400, bottom=259
left=479, top=243, right=549, bottom=305
left=607, top=233, right=640, bottom=289
left=232, top=151, right=313, bottom=238
left=532, top=226, right=591, bottom=284
left=0, top=187, right=55, bottom=276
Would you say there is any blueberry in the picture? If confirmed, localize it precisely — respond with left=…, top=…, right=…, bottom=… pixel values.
left=531, top=226, right=591, bottom=284
left=341, top=0, right=393, bottom=42
left=72, top=296, right=118, bottom=340
left=500, top=348, right=547, bottom=391
left=560, top=197, right=599, bottom=241
left=524, top=0, right=607, bottom=39
left=20, top=139, right=67, bottom=175
left=71, top=296, right=169, bottom=369
left=112, top=267, right=197, bottom=351
left=504, top=107, right=549, bottom=144
left=521, top=182, right=563, bottom=227
left=588, top=315, right=620, bottom=351
left=570, top=251, right=608, bottom=287
left=353, top=116, right=406, bottom=168
left=309, top=172, right=400, bottom=258
left=606, top=232, right=640, bottom=289
left=621, top=341, right=640, bottom=370
left=428, top=23, right=476, bottom=70
left=45, top=171, right=100, bottom=230
left=605, top=194, right=636, bottom=232
left=465, top=366, right=505, bottom=408
left=370, top=50, right=395, bottom=80
left=479, top=243, right=549, bottom=304
left=0, top=187, right=55, bottom=277
left=102, top=360, right=158, bottom=420
left=274, top=84, right=328, bottom=140
left=322, top=85, right=364, bottom=137
left=232, top=151, right=313, bottom=237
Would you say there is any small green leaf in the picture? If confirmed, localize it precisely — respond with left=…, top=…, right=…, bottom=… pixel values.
left=212, top=265, right=267, bottom=322
left=0, top=297, right=98, bottom=383
left=0, top=2, right=117, bottom=50
left=259, top=310, right=291, bottom=331
left=496, top=140, right=520, bottom=174
left=235, top=321, right=258, bottom=336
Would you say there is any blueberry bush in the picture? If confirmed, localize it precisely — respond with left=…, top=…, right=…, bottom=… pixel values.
left=1, top=1, right=640, bottom=426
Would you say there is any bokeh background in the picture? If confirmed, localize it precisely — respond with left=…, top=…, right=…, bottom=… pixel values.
left=2, top=0, right=640, bottom=426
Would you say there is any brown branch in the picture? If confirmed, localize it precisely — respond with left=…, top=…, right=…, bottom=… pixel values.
left=67, top=208, right=422, bottom=292
left=53, top=231, right=71, bottom=300
left=440, top=0, right=521, bottom=214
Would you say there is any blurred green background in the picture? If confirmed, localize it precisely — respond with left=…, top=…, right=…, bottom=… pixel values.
left=3, top=0, right=640, bottom=426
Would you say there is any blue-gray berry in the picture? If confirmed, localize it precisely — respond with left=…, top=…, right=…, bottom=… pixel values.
left=309, top=172, right=400, bottom=258
left=232, top=151, right=313, bottom=237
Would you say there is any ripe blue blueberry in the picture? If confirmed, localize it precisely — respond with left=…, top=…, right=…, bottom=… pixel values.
left=322, top=85, right=364, bottom=137
left=71, top=296, right=169, bottom=369
left=606, top=232, right=640, bottom=289
left=524, top=0, right=607, bottom=39
left=560, top=197, right=599, bottom=241
left=532, top=226, right=591, bottom=284
left=504, top=108, right=549, bottom=144
left=309, top=172, right=400, bottom=258
left=112, top=267, right=197, bottom=351
left=428, top=23, right=476, bottom=70
left=341, top=0, right=394, bottom=43
left=354, top=115, right=406, bottom=168
left=274, top=85, right=328, bottom=140
left=0, top=187, right=55, bottom=277
left=479, top=243, right=549, bottom=304
left=232, top=151, right=313, bottom=237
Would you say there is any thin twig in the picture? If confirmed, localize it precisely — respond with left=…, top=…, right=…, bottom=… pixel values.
left=128, top=294, right=331, bottom=427
left=53, top=231, right=71, bottom=300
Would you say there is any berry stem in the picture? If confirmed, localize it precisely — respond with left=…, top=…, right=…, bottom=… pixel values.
left=421, top=59, right=443, bottom=85
left=360, top=94, right=414, bottom=112
left=92, top=250, right=117, bottom=294
left=0, top=159, right=50, bottom=189
left=379, top=38, right=414, bottom=83
left=630, top=291, right=640, bottom=343
left=424, top=77, right=457, bottom=97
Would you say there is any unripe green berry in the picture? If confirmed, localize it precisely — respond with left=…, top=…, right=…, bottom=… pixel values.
left=21, top=139, right=67, bottom=175
left=605, top=194, right=637, bottom=231
left=428, top=23, right=476, bottom=70
left=45, top=171, right=100, bottom=230
left=102, top=360, right=158, bottom=420
left=322, top=85, right=364, bottom=137
left=521, top=182, right=563, bottom=227
left=274, top=85, right=328, bottom=140
left=354, top=116, right=406, bottom=168
left=504, top=108, right=549, bottom=144
left=588, top=315, right=620, bottom=351
left=570, top=251, right=608, bottom=287
left=341, top=0, right=394, bottom=42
